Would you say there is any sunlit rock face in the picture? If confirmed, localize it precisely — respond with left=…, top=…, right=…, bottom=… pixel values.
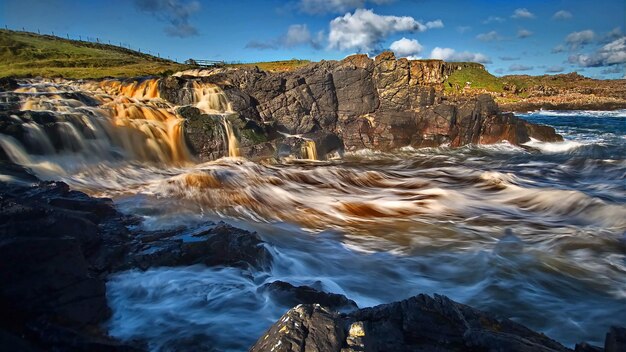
left=160, top=52, right=562, bottom=157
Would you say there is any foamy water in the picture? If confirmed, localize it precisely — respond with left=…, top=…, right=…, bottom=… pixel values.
left=1, top=82, right=625, bottom=350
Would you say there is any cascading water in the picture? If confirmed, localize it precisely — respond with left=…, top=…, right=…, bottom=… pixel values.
left=301, top=140, right=318, bottom=160
left=0, top=79, right=191, bottom=177
left=191, top=81, right=241, bottom=158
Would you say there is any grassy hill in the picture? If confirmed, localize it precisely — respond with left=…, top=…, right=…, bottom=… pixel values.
left=0, top=29, right=187, bottom=79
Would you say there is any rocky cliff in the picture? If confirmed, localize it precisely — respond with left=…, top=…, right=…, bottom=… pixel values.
left=159, top=52, right=561, bottom=161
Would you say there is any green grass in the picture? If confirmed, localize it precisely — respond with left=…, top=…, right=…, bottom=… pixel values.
left=228, top=59, right=311, bottom=72
left=444, top=66, right=504, bottom=94
left=0, top=29, right=187, bottom=78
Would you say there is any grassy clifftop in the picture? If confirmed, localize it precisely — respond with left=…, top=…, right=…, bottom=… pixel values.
left=0, top=29, right=186, bottom=78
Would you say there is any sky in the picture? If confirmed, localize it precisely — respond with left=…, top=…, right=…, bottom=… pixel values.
left=1, top=0, right=625, bottom=78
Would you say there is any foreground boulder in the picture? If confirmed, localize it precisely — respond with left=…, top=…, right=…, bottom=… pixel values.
left=0, top=166, right=139, bottom=350
left=0, top=164, right=274, bottom=351
left=251, top=294, right=571, bottom=352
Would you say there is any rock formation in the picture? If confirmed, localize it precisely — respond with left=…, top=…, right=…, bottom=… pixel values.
left=160, top=52, right=562, bottom=161
left=251, top=294, right=626, bottom=352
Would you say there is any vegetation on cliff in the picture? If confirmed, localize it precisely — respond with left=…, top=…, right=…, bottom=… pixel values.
left=0, top=29, right=186, bottom=78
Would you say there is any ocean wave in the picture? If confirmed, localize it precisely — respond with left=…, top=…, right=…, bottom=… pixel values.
left=520, top=109, right=626, bottom=118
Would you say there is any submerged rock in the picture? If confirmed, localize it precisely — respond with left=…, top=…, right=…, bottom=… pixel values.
left=261, top=281, right=358, bottom=312
left=251, top=293, right=572, bottom=352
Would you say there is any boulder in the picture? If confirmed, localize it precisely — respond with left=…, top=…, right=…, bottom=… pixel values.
left=128, top=222, right=273, bottom=271
left=251, top=294, right=571, bottom=352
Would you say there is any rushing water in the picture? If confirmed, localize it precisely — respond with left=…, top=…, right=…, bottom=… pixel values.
left=105, top=110, right=626, bottom=350
left=1, top=81, right=625, bottom=350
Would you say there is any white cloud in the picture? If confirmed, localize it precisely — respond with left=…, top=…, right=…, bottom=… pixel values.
left=509, top=64, right=534, bottom=71
left=568, top=36, right=626, bottom=67
left=512, top=8, right=535, bottom=19
left=552, top=44, right=566, bottom=53
left=517, top=29, right=533, bottom=38
left=425, top=20, right=444, bottom=29
left=457, top=26, right=471, bottom=34
left=476, top=31, right=501, bottom=42
left=328, top=9, right=440, bottom=52
left=430, top=47, right=491, bottom=64
left=389, top=37, right=423, bottom=57
left=565, top=30, right=595, bottom=49
left=552, top=10, right=572, bottom=20
left=284, top=24, right=313, bottom=47
left=482, top=16, right=504, bottom=24
left=299, top=0, right=393, bottom=14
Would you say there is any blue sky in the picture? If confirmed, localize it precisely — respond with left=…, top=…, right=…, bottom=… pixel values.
left=1, top=0, right=624, bottom=78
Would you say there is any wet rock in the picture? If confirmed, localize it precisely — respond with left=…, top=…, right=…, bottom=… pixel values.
left=129, top=222, right=272, bottom=271
left=261, top=281, right=358, bottom=312
left=0, top=77, right=18, bottom=92
left=251, top=293, right=571, bottom=352
left=179, top=106, right=230, bottom=160
left=250, top=304, right=347, bottom=352
left=605, top=326, right=626, bottom=352
left=0, top=173, right=140, bottom=351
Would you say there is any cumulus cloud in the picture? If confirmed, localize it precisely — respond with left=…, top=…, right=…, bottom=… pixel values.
left=565, top=30, right=595, bottom=49
left=483, top=16, right=504, bottom=24
left=389, top=37, right=423, bottom=57
left=552, top=44, right=566, bottom=53
left=476, top=31, right=502, bottom=42
left=430, top=47, right=491, bottom=64
left=134, top=0, right=200, bottom=38
left=517, top=29, right=532, bottom=38
left=512, top=8, right=535, bottom=19
left=602, top=27, right=623, bottom=43
left=552, top=10, right=572, bottom=20
left=568, top=36, right=626, bottom=67
left=328, top=9, right=441, bottom=52
left=246, top=24, right=323, bottom=50
left=509, top=64, right=534, bottom=71
left=545, top=66, right=565, bottom=73
left=299, top=0, right=393, bottom=14
left=457, top=26, right=471, bottom=34
left=499, top=56, right=520, bottom=61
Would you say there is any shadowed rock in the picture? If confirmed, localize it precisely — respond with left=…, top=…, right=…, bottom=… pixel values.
left=261, top=281, right=358, bottom=312
left=251, top=294, right=574, bottom=352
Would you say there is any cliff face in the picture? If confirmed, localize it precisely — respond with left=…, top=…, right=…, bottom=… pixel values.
left=160, top=52, right=561, bottom=161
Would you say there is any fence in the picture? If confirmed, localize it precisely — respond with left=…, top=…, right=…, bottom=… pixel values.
left=1, top=25, right=181, bottom=63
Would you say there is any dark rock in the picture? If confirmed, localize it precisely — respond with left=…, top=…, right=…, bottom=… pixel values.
left=574, top=342, right=603, bottom=352
left=129, top=222, right=272, bottom=271
left=250, top=304, right=347, bottom=352
left=0, top=77, right=18, bottom=92
left=251, top=293, right=571, bottom=352
left=261, top=281, right=358, bottom=312
left=605, top=326, right=626, bottom=352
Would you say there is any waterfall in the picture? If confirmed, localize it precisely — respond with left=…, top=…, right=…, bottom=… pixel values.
left=192, top=81, right=232, bottom=114
left=191, top=81, right=242, bottom=158
left=302, top=140, right=318, bottom=160
left=0, top=81, right=191, bottom=170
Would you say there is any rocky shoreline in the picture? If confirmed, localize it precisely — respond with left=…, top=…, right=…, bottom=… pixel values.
left=0, top=163, right=624, bottom=351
